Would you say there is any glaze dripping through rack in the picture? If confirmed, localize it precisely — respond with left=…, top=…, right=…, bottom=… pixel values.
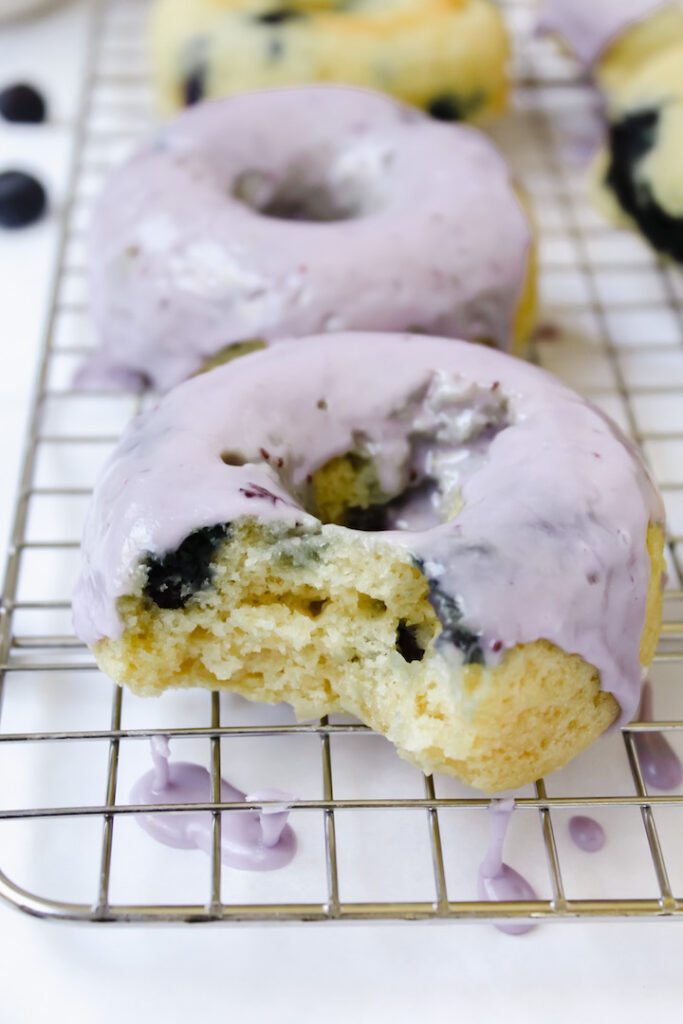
left=1, top=0, right=683, bottom=926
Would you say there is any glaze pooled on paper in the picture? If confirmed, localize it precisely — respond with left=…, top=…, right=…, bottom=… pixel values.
left=477, top=799, right=537, bottom=936
left=130, top=736, right=296, bottom=870
left=80, top=85, right=531, bottom=390
left=72, top=333, right=664, bottom=727
left=568, top=815, right=606, bottom=852
left=539, top=0, right=672, bottom=67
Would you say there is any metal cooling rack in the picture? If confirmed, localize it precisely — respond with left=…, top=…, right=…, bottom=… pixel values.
left=1, top=0, right=683, bottom=926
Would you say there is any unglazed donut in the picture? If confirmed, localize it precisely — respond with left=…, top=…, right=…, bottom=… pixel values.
left=78, top=86, right=536, bottom=392
left=540, top=0, right=683, bottom=263
left=73, top=333, right=665, bottom=794
left=149, top=0, right=509, bottom=122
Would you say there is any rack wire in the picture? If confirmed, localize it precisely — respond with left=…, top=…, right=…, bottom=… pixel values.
left=1, top=0, right=683, bottom=926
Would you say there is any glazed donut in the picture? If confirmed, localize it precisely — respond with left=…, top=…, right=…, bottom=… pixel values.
left=73, top=333, right=665, bottom=794
left=540, top=0, right=683, bottom=263
left=78, top=86, right=536, bottom=392
left=149, top=0, right=509, bottom=122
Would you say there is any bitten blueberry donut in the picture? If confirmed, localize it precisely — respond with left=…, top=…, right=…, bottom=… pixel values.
left=540, top=0, right=683, bottom=263
left=150, top=0, right=509, bottom=122
left=73, top=333, right=665, bottom=794
left=79, top=86, right=536, bottom=392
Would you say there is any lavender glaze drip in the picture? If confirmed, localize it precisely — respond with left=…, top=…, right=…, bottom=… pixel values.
left=477, top=798, right=537, bottom=936
left=568, top=815, right=606, bottom=852
left=633, top=682, right=683, bottom=791
left=130, top=736, right=297, bottom=870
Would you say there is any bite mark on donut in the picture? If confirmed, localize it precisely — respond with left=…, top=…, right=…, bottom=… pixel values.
left=143, top=524, right=231, bottom=610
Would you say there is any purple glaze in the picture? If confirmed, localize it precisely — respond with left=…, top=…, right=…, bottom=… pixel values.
left=81, top=86, right=532, bottom=391
left=568, top=815, right=606, bottom=852
left=73, top=334, right=664, bottom=728
left=73, top=356, right=149, bottom=393
left=477, top=798, right=537, bottom=936
left=633, top=682, right=683, bottom=791
left=538, top=0, right=671, bottom=67
left=130, top=736, right=297, bottom=870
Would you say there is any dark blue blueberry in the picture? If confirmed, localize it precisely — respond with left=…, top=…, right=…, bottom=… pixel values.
left=143, top=524, right=231, bottom=610
left=0, top=170, right=46, bottom=228
left=395, top=620, right=425, bottom=663
left=0, top=83, right=46, bottom=123
left=426, top=91, right=485, bottom=123
left=606, top=109, right=683, bottom=263
left=254, top=8, right=305, bottom=24
left=413, top=560, right=484, bottom=665
left=183, top=66, right=205, bottom=106
left=427, top=93, right=463, bottom=122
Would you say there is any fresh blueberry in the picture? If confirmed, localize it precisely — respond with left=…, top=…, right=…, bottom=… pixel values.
left=143, top=524, right=231, bottom=610
left=606, top=108, right=683, bottom=263
left=0, top=83, right=46, bottom=123
left=0, top=170, right=47, bottom=228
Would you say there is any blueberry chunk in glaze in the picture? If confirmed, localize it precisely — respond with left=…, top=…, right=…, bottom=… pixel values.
left=143, top=524, right=231, bottom=609
left=605, top=109, right=683, bottom=264
left=413, top=559, right=484, bottom=665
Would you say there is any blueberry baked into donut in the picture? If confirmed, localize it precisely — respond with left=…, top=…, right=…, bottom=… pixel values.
left=600, top=42, right=683, bottom=264
left=540, top=0, right=683, bottom=263
left=73, top=333, right=666, bottom=794
left=150, top=0, right=509, bottom=122
left=79, top=85, right=536, bottom=392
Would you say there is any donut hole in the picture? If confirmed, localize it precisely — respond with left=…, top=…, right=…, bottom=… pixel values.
left=304, top=378, right=512, bottom=533
left=310, top=451, right=447, bottom=534
left=232, top=166, right=375, bottom=223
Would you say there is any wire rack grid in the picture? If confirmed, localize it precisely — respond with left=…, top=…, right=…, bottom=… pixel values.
left=1, top=0, right=683, bottom=927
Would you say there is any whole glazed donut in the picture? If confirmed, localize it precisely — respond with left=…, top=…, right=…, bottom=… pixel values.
left=78, top=86, right=536, bottom=392
left=540, top=0, right=683, bottom=264
left=73, top=333, right=665, bottom=794
left=150, top=0, right=509, bottom=121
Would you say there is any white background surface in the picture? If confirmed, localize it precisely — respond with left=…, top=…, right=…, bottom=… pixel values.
left=1, top=3, right=683, bottom=1021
